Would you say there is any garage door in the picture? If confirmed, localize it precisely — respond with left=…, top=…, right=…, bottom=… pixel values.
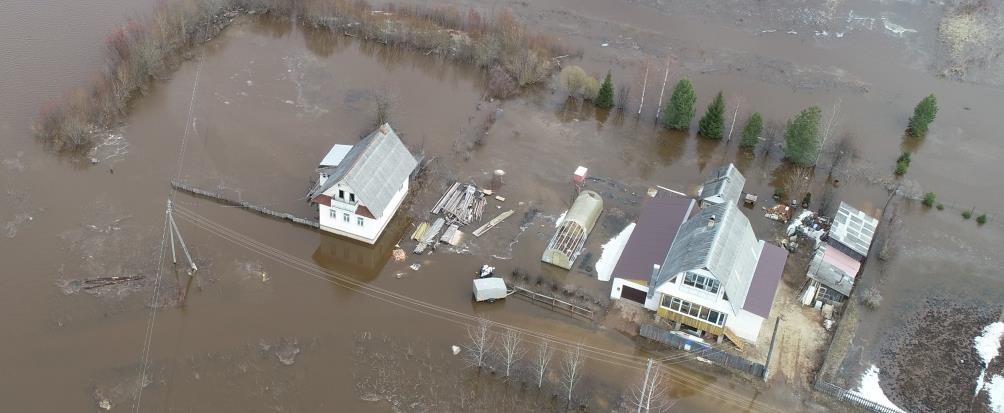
left=621, top=285, right=647, bottom=304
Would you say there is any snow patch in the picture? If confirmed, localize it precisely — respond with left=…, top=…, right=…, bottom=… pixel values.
left=850, top=365, right=906, bottom=413
left=882, top=18, right=917, bottom=37
left=555, top=211, right=567, bottom=228
left=987, top=375, right=1004, bottom=413
left=975, top=321, right=1004, bottom=395
left=595, top=223, right=635, bottom=282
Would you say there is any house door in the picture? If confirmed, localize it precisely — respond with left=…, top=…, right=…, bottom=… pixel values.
left=621, top=285, right=647, bottom=304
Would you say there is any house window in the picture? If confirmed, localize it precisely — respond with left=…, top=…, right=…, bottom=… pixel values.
left=343, top=213, right=350, bottom=223
left=329, top=209, right=336, bottom=219
left=684, top=273, right=720, bottom=294
left=357, top=217, right=364, bottom=226
left=349, top=193, right=356, bottom=203
left=338, top=189, right=345, bottom=199
left=661, top=295, right=727, bottom=326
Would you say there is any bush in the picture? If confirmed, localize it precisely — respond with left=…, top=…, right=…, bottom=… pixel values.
left=661, top=79, right=697, bottom=131
left=860, top=288, right=883, bottom=309
left=922, top=192, right=936, bottom=207
left=977, top=214, right=987, bottom=225
left=962, top=210, right=972, bottom=219
left=560, top=66, right=598, bottom=100
left=895, top=152, right=911, bottom=175
left=801, top=192, right=812, bottom=208
left=937, top=203, right=945, bottom=210
left=907, top=94, right=938, bottom=137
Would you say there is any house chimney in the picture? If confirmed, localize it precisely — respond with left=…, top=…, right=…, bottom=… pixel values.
left=707, top=214, right=717, bottom=228
left=651, top=264, right=661, bottom=280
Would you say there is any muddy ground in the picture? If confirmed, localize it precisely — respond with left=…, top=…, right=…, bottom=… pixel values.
left=3, top=0, right=1004, bottom=411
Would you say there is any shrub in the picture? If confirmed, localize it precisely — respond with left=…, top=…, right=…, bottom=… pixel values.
left=962, top=210, right=972, bottom=219
left=784, top=106, right=822, bottom=166
left=661, top=79, right=696, bottom=130
left=895, top=152, right=912, bottom=175
left=801, top=192, right=812, bottom=208
left=907, top=94, right=938, bottom=137
left=977, top=214, right=987, bottom=225
left=560, top=66, right=598, bottom=100
left=922, top=192, right=936, bottom=207
left=860, top=288, right=883, bottom=309
left=937, top=203, right=945, bottom=210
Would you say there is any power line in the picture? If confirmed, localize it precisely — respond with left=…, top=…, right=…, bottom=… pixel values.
left=171, top=206, right=781, bottom=412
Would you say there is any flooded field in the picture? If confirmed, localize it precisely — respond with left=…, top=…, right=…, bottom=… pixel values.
left=2, top=0, right=1003, bottom=412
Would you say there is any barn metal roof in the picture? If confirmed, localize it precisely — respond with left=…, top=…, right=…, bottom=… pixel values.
left=611, top=194, right=694, bottom=281
left=829, top=202, right=878, bottom=258
left=699, top=164, right=745, bottom=205
left=307, top=124, right=417, bottom=218
left=806, top=244, right=860, bottom=296
left=652, top=202, right=761, bottom=309
left=743, top=242, right=787, bottom=318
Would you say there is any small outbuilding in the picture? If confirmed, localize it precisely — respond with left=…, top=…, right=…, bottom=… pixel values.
left=542, top=190, right=603, bottom=270
left=698, top=164, right=745, bottom=206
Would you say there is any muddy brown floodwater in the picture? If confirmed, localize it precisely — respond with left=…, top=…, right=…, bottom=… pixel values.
left=2, top=0, right=1003, bottom=412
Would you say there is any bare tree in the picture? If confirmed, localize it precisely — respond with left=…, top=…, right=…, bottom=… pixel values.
left=629, top=360, right=675, bottom=413
left=825, top=133, right=858, bottom=180
left=615, top=82, right=632, bottom=112
left=561, top=343, right=585, bottom=407
left=785, top=166, right=814, bottom=204
left=533, top=340, right=554, bottom=389
left=498, top=327, right=526, bottom=380
left=464, top=317, right=493, bottom=369
left=373, top=88, right=397, bottom=127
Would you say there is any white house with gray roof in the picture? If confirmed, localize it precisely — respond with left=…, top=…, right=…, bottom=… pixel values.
left=307, top=124, right=417, bottom=244
left=647, top=201, right=787, bottom=345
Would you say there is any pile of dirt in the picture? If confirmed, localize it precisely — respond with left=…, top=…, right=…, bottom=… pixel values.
left=878, top=297, right=999, bottom=413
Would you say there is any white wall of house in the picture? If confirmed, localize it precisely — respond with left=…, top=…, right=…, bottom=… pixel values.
left=655, top=270, right=736, bottom=318
left=318, top=180, right=409, bottom=244
left=727, top=309, right=765, bottom=342
left=610, top=278, right=660, bottom=310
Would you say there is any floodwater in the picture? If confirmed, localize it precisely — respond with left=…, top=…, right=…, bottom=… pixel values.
left=1, top=0, right=1002, bottom=412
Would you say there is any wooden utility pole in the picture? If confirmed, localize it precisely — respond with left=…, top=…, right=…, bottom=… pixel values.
left=166, top=200, right=197, bottom=273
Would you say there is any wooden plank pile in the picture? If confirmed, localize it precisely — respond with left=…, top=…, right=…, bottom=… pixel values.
left=431, top=182, right=487, bottom=226
left=414, top=218, right=445, bottom=254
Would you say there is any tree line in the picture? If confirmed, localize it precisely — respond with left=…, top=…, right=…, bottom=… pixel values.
left=560, top=66, right=940, bottom=171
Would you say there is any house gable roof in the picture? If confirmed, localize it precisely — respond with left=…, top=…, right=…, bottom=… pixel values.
left=743, top=241, right=787, bottom=318
left=307, top=124, right=417, bottom=219
left=652, top=202, right=761, bottom=309
left=699, top=164, right=745, bottom=205
left=611, top=194, right=694, bottom=282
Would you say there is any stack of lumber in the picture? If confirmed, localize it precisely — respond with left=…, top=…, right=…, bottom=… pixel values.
left=414, top=218, right=445, bottom=254
left=430, top=182, right=487, bottom=226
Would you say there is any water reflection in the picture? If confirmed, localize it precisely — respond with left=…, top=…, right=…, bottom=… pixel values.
left=311, top=214, right=409, bottom=282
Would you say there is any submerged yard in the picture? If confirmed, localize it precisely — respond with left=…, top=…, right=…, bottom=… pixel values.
left=2, top=0, right=1004, bottom=412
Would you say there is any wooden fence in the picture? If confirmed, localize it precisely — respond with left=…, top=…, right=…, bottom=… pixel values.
left=511, top=286, right=594, bottom=320
left=171, top=180, right=320, bottom=229
left=639, top=324, right=766, bottom=378
left=814, top=380, right=906, bottom=413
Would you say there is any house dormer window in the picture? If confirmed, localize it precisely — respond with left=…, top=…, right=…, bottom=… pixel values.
left=349, top=193, right=356, bottom=203
left=683, top=273, right=720, bottom=294
left=338, top=189, right=345, bottom=200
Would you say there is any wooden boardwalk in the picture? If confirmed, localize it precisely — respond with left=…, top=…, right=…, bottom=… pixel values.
left=170, top=180, right=320, bottom=229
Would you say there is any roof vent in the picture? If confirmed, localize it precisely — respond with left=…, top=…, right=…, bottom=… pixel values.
left=707, top=214, right=717, bottom=228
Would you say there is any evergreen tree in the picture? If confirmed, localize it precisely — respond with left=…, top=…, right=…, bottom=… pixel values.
left=740, top=112, right=763, bottom=149
left=698, top=91, right=726, bottom=139
left=595, top=71, right=614, bottom=109
left=661, top=79, right=696, bottom=130
left=907, top=94, right=937, bottom=137
left=784, top=106, right=822, bottom=166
